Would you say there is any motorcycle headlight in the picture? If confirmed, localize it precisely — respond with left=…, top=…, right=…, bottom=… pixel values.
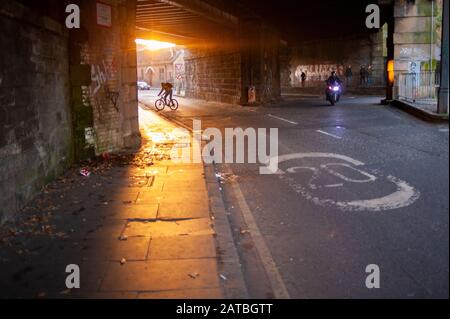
left=333, top=86, right=340, bottom=91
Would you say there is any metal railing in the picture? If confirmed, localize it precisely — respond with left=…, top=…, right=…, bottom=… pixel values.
left=397, top=71, right=440, bottom=104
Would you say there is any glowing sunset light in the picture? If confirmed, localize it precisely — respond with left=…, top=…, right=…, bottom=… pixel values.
left=135, top=39, right=176, bottom=51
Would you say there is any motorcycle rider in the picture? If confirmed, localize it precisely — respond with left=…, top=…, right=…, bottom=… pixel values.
left=326, top=71, right=343, bottom=86
left=325, top=71, right=343, bottom=102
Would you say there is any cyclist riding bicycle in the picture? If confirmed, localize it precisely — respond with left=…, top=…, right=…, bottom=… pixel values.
left=158, top=82, right=174, bottom=105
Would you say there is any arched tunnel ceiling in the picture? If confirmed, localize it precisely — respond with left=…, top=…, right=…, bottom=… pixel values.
left=237, top=0, right=386, bottom=42
left=136, top=0, right=238, bottom=45
left=136, top=0, right=392, bottom=44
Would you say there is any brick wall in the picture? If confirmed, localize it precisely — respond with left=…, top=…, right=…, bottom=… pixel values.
left=184, top=24, right=282, bottom=106
left=184, top=47, right=242, bottom=104
left=0, top=0, right=72, bottom=222
left=72, top=0, right=140, bottom=156
left=240, top=23, right=282, bottom=105
left=0, top=0, right=140, bottom=222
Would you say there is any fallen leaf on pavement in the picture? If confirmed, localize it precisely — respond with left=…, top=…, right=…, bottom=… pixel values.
left=220, top=274, right=228, bottom=281
left=60, top=289, right=71, bottom=295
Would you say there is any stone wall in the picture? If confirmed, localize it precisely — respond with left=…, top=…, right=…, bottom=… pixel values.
left=0, top=0, right=72, bottom=222
left=184, top=46, right=242, bottom=104
left=183, top=22, right=282, bottom=106
left=71, top=0, right=140, bottom=157
left=393, top=0, right=442, bottom=73
left=240, top=22, right=282, bottom=105
left=289, top=32, right=386, bottom=87
left=0, top=0, right=140, bottom=222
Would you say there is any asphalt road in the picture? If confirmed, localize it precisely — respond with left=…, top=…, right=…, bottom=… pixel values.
left=139, top=91, right=449, bottom=299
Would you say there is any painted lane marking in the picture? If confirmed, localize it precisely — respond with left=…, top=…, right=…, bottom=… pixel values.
left=322, top=163, right=377, bottom=183
left=274, top=152, right=420, bottom=212
left=225, top=164, right=291, bottom=299
left=272, top=153, right=366, bottom=172
left=439, top=128, right=449, bottom=132
left=335, top=175, right=420, bottom=211
left=317, top=130, right=342, bottom=139
left=267, top=114, right=298, bottom=125
left=325, top=183, right=344, bottom=188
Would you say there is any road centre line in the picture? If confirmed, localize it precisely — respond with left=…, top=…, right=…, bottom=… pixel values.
left=316, top=130, right=342, bottom=139
left=267, top=114, right=299, bottom=125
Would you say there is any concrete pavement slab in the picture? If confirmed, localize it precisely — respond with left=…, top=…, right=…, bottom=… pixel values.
left=84, top=224, right=126, bottom=239
left=149, top=235, right=217, bottom=260
left=109, top=203, right=160, bottom=220
left=82, top=236, right=151, bottom=262
left=100, top=259, right=220, bottom=292
left=123, top=219, right=214, bottom=238
left=0, top=105, right=247, bottom=299
left=138, top=288, right=223, bottom=299
left=158, top=199, right=210, bottom=219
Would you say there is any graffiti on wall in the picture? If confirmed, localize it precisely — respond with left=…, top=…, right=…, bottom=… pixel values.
left=91, top=59, right=116, bottom=97
left=294, top=64, right=346, bottom=84
left=89, top=58, right=120, bottom=116
left=81, top=86, right=90, bottom=107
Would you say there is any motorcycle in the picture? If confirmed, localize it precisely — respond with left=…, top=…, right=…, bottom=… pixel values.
left=325, top=83, right=341, bottom=106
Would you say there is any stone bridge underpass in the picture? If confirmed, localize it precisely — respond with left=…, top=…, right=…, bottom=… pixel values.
left=0, top=0, right=448, bottom=221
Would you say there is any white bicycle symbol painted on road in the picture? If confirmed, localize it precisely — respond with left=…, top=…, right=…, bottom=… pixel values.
left=273, top=153, right=420, bottom=212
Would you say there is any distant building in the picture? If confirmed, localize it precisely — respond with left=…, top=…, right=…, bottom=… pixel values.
left=137, top=47, right=186, bottom=95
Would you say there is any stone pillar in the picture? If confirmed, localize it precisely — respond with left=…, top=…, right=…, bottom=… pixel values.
left=68, top=4, right=95, bottom=161
left=280, top=41, right=292, bottom=90
left=393, top=0, right=441, bottom=90
left=386, top=4, right=395, bottom=101
left=120, top=0, right=141, bottom=148
left=438, top=0, right=449, bottom=114
left=71, top=0, right=141, bottom=156
left=239, top=21, right=281, bottom=105
left=370, top=31, right=386, bottom=86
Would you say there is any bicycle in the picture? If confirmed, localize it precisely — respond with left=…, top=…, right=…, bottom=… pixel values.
left=155, top=97, right=179, bottom=111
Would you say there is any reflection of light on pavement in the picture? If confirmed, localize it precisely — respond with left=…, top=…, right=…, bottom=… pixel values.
left=138, top=107, right=186, bottom=161
left=138, top=108, right=174, bottom=139
left=150, top=133, right=169, bottom=143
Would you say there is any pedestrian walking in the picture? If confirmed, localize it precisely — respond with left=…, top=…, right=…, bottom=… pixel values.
left=360, top=65, right=367, bottom=86
left=301, top=71, right=307, bottom=87
left=345, top=65, right=353, bottom=87
left=367, top=65, right=373, bottom=86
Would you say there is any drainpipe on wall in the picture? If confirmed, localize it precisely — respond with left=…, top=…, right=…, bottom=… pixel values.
left=384, top=5, right=395, bottom=103
left=438, top=0, right=449, bottom=114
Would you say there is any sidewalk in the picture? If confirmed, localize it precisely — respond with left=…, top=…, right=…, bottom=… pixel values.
left=391, top=99, right=449, bottom=122
left=0, top=108, right=246, bottom=299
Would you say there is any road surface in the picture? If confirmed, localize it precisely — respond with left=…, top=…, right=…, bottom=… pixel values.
left=139, top=91, right=449, bottom=299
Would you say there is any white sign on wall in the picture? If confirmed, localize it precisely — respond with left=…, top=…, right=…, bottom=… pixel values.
left=96, top=2, right=112, bottom=27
